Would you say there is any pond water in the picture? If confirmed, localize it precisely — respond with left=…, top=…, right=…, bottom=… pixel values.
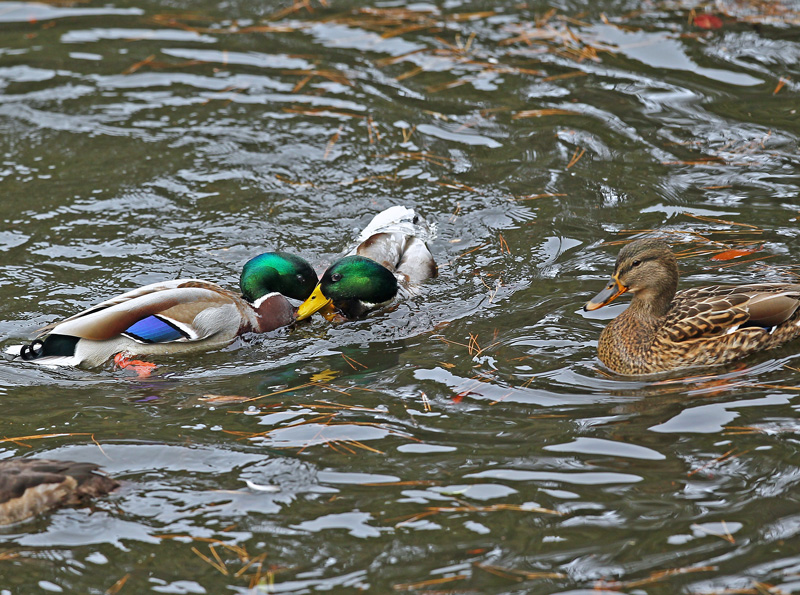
left=1, top=0, right=799, bottom=592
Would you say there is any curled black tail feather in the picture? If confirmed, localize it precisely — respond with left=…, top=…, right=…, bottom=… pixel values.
left=19, top=339, right=44, bottom=361
left=19, top=335, right=79, bottom=361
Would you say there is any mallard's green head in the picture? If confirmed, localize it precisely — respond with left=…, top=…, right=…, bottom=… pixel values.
left=240, top=252, right=318, bottom=303
left=295, top=256, right=398, bottom=320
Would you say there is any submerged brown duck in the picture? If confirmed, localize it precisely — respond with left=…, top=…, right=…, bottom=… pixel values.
left=584, top=238, right=800, bottom=375
left=0, top=459, right=118, bottom=525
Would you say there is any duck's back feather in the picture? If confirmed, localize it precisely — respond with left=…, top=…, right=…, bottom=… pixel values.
left=44, top=280, right=242, bottom=343
left=665, top=284, right=800, bottom=343
left=0, top=459, right=118, bottom=525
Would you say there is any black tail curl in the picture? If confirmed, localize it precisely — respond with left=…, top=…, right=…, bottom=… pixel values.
left=19, top=339, right=44, bottom=361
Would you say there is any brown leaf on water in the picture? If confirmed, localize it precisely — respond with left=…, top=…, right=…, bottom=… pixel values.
left=309, top=369, right=339, bottom=383
left=710, top=246, right=761, bottom=261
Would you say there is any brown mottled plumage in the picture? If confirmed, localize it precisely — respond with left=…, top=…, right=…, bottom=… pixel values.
left=584, top=238, right=800, bottom=375
left=0, top=459, right=118, bottom=525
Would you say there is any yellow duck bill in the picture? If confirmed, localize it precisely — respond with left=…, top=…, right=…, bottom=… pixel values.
left=584, top=277, right=627, bottom=311
left=296, top=284, right=333, bottom=321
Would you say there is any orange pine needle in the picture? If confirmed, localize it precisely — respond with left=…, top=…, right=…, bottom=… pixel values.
left=498, top=233, right=511, bottom=254
left=566, top=146, right=586, bottom=169
left=323, top=125, right=343, bottom=160
left=513, top=108, right=578, bottom=119
left=393, top=574, right=468, bottom=590
left=122, top=54, right=156, bottom=75
left=106, top=573, right=131, bottom=595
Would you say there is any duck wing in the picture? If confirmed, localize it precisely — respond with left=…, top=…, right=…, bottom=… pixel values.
left=665, top=284, right=800, bottom=342
left=44, top=280, right=243, bottom=343
left=349, top=206, right=437, bottom=285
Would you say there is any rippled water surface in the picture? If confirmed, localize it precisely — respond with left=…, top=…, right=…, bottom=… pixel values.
left=1, top=0, right=800, bottom=592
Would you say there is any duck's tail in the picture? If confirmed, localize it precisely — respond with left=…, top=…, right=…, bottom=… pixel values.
left=16, top=335, right=79, bottom=362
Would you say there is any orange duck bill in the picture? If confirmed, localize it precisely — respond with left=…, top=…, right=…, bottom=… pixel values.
left=584, top=276, right=627, bottom=311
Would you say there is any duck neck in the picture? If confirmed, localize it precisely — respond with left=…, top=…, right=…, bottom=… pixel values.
left=626, top=288, right=673, bottom=320
left=250, top=293, right=295, bottom=333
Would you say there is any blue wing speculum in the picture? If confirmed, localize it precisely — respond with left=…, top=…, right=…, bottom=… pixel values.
left=123, top=315, right=189, bottom=343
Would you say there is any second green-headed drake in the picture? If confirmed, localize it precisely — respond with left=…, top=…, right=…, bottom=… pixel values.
left=18, top=252, right=317, bottom=367
left=296, top=206, right=437, bottom=322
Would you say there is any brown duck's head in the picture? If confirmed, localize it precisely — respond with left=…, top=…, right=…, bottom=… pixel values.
left=584, top=238, right=679, bottom=314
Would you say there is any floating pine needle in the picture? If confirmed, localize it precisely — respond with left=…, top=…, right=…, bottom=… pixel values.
left=282, top=106, right=366, bottom=120
left=394, top=503, right=560, bottom=528
left=275, top=174, right=315, bottom=187
left=392, top=574, right=469, bottom=591
left=514, top=192, right=567, bottom=201
left=122, top=54, right=155, bottom=75
left=683, top=214, right=763, bottom=230
left=541, top=71, right=588, bottom=82
left=425, top=78, right=469, bottom=93
left=421, top=392, right=432, bottom=412
left=296, top=400, right=381, bottom=412
left=498, top=233, right=510, bottom=254
left=234, top=552, right=267, bottom=578
left=395, top=65, right=423, bottom=81
left=341, top=353, right=368, bottom=370
left=106, top=573, right=131, bottom=595
left=243, top=383, right=314, bottom=403
left=512, top=108, right=578, bottom=119
left=774, top=77, right=788, bottom=94
left=436, top=179, right=478, bottom=192
left=375, top=151, right=453, bottom=166
left=566, top=146, right=586, bottom=169
left=475, top=563, right=565, bottom=581
left=0, top=432, right=92, bottom=447
left=723, top=425, right=767, bottom=436
left=660, top=156, right=726, bottom=166
left=400, top=125, right=416, bottom=143
left=691, top=521, right=736, bottom=544
left=687, top=449, right=748, bottom=478
left=597, top=565, right=717, bottom=589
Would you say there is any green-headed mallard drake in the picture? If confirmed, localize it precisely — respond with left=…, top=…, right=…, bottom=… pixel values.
left=18, top=252, right=317, bottom=367
left=584, top=238, right=800, bottom=375
left=296, top=206, right=437, bottom=322
left=0, top=459, right=118, bottom=525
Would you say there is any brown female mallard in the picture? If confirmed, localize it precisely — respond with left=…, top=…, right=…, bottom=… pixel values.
left=584, top=238, right=800, bottom=375
left=0, top=459, right=118, bottom=525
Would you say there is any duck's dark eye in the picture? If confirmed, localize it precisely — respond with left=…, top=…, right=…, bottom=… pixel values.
left=296, top=274, right=305, bottom=283
left=632, top=259, right=642, bottom=268
left=331, top=273, right=342, bottom=282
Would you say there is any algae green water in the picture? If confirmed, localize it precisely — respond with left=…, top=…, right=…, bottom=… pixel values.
left=0, top=0, right=799, bottom=592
